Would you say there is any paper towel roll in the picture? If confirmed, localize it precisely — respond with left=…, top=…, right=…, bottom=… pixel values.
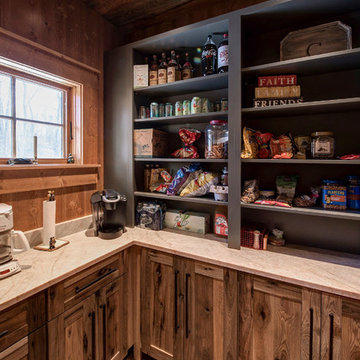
left=43, top=200, right=56, bottom=244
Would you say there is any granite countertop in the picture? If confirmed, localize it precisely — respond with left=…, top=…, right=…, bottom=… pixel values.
left=1, top=227, right=360, bottom=312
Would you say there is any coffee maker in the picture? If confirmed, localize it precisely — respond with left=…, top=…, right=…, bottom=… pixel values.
left=0, top=204, right=30, bottom=279
left=91, top=189, right=127, bottom=239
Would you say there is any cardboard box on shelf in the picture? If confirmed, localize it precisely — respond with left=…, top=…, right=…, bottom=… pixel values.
left=164, top=210, right=210, bottom=234
left=134, top=129, right=168, bottom=158
left=133, top=65, right=149, bottom=88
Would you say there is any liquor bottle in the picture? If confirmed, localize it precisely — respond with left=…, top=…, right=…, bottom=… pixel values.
left=158, top=52, right=168, bottom=85
left=176, top=54, right=182, bottom=81
left=149, top=55, right=158, bottom=86
left=181, top=52, right=193, bottom=80
left=167, top=50, right=178, bottom=83
left=218, top=33, right=229, bottom=73
left=201, top=35, right=217, bottom=76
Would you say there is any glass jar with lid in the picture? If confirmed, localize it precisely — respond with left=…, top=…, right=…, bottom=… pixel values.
left=311, top=131, right=335, bottom=159
left=205, top=120, right=228, bottom=159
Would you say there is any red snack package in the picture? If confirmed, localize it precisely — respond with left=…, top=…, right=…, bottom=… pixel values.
left=255, top=132, right=273, bottom=159
left=270, top=134, right=294, bottom=158
left=171, top=145, right=199, bottom=159
left=339, top=154, right=360, bottom=160
left=178, top=128, right=201, bottom=146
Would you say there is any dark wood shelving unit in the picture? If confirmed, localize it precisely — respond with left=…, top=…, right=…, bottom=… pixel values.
left=134, top=158, right=228, bottom=163
left=242, top=159, right=360, bottom=165
left=134, top=191, right=228, bottom=206
left=134, top=111, right=228, bottom=125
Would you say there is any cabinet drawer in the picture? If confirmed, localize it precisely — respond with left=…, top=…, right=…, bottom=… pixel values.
left=63, top=254, right=125, bottom=310
left=0, top=292, right=46, bottom=353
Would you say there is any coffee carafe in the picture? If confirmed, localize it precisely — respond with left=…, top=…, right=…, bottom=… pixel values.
left=0, top=204, right=30, bottom=265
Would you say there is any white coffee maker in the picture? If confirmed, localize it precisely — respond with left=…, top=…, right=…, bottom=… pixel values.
left=0, top=204, right=30, bottom=279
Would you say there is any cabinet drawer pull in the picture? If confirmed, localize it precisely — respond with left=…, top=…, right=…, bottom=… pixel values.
left=309, top=308, right=313, bottom=359
left=88, top=311, right=96, bottom=359
left=185, top=273, right=190, bottom=338
left=101, top=304, right=107, bottom=359
left=174, top=270, right=179, bottom=334
left=75, top=268, right=116, bottom=294
left=0, top=330, right=8, bottom=338
left=329, top=313, right=334, bottom=360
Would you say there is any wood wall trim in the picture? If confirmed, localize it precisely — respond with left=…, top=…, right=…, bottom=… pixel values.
left=0, top=27, right=101, bottom=74
left=0, top=164, right=101, bottom=171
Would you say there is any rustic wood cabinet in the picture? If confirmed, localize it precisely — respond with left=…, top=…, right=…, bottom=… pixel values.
left=140, top=249, right=237, bottom=360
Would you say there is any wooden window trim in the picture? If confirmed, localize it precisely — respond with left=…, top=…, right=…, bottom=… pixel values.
left=0, top=62, right=83, bottom=165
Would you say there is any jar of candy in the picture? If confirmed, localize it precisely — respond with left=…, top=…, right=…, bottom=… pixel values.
left=205, top=120, right=228, bottom=159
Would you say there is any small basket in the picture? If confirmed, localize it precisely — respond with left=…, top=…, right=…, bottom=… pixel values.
left=241, top=226, right=268, bottom=250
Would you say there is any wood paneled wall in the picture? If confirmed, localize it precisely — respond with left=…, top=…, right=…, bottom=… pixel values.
left=0, top=0, right=118, bottom=231
left=119, top=0, right=267, bottom=45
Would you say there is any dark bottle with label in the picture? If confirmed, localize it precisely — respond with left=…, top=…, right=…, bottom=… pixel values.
left=149, top=55, right=158, bottom=86
left=201, top=35, right=217, bottom=76
left=218, top=33, right=229, bottom=73
left=158, top=52, right=168, bottom=85
left=167, top=50, right=178, bottom=83
left=181, top=52, right=193, bottom=80
left=176, top=54, right=182, bottom=81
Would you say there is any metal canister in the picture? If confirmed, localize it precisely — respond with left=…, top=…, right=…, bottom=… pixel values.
left=175, top=101, right=183, bottom=116
left=165, top=103, right=173, bottom=117
left=159, top=103, right=165, bottom=117
left=139, top=106, right=146, bottom=119
left=150, top=102, right=159, bottom=118
left=201, top=98, right=210, bottom=113
left=221, top=98, right=228, bottom=112
left=191, top=97, right=201, bottom=114
left=215, top=101, right=221, bottom=112
left=182, top=100, right=191, bottom=115
left=145, top=107, right=150, bottom=118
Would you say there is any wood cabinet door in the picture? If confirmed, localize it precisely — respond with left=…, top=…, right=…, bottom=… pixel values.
left=48, top=293, right=98, bottom=360
left=239, top=274, right=320, bottom=360
left=321, top=294, right=360, bottom=360
left=99, top=274, right=129, bottom=360
left=140, top=249, right=177, bottom=360
left=183, top=260, right=237, bottom=360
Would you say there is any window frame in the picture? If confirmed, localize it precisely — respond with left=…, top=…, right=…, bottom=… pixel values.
left=0, top=65, right=72, bottom=163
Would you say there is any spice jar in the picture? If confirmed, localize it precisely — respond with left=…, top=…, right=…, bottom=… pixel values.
left=311, top=132, right=335, bottom=159
left=205, top=120, right=228, bottom=159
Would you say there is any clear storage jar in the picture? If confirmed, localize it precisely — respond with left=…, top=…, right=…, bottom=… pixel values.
left=311, top=131, right=335, bottom=159
left=205, top=120, right=228, bottom=159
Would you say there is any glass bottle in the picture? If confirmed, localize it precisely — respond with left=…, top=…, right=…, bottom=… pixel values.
left=201, top=35, right=217, bottom=76
left=176, top=54, right=182, bottom=81
left=167, top=50, right=178, bottom=83
left=181, top=52, right=193, bottom=80
left=218, top=33, right=229, bottom=73
left=158, top=52, right=167, bottom=85
left=149, top=54, right=158, bottom=86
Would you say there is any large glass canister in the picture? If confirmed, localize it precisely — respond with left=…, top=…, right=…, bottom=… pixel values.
left=205, top=120, right=228, bottom=159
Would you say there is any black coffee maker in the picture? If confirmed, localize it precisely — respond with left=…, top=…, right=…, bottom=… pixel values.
left=91, top=189, right=127, bottom=239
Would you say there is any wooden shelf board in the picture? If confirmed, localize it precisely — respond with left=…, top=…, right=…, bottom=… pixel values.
left=134, top=191, right=227, bottom=206
left=242, top=159, right=360, bottom=165
left=134, top=111, right=228, bottom=125
left=0, top=164, right=101, bottom=171
left=134, top=158, right=228, bottom=163
left=133, top=73, right=228, bottom=96
left=241, top=203, right=360, bottom=221
left=242, top=48, right=360, bottom=77
left=242, top=98, right=360, bottom=117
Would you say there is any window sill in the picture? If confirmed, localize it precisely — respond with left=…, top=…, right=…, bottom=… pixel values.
left=0, top=164, right=101, bottom=195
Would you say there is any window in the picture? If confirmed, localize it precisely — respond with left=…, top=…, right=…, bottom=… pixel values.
left=0, top=69, right=69, bottom=159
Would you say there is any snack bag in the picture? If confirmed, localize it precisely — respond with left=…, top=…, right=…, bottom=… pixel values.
left=149, top=168, right=172, bottom=193
left=241, top=127, right=258, bottom=159
left=270, top=133, right=294, bottom=159
left=167, top=164, right=201, bottom=196
left=276, top=175, right=298, bottom=206
left=172, top=128, right=201, bottom=159
left=241, top=179, right=260, bottom=203
left=171, top=145, right=199, bottom=159
left=180, top=172, right=218, bottom=197
left=255, top=132, right=273, bottom=159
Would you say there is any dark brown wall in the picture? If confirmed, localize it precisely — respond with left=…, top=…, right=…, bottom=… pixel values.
left=120, top=0, right=267, bottom=44
left=0, top=0, right=118, bottom=231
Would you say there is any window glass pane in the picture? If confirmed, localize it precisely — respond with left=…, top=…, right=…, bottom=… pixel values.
left=16, top=79, right=63, bottom=124
left=0, top=118, right=12, bottom=157
left=0, top=74, right=12, bottom=116
left=16, top=121, right=63, bottom=158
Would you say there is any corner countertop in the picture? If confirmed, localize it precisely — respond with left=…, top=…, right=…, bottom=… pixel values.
left=1, top=227, right=360, bottom=312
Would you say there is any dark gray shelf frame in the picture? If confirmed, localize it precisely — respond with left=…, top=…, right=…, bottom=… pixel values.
left=134, top=73, right=228, bottom=96
left=134, top=111, right=228, bottom=125
left=134, top=158, right=228, bottom=163
left=241, top=203, right=360, bottom=221
left=134, top=191, right=228, bottom=206
left=242, top=159, right=360, bottom=165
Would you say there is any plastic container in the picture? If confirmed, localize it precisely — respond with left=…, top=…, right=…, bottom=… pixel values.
left=311, top=132, right=335, bottom=159
left=322, top=180, right=347, bottom=210
left=205, top=120, right=228, bottom=159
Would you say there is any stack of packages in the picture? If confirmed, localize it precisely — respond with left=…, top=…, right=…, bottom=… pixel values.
left=253, top=75, right=302, bottom=108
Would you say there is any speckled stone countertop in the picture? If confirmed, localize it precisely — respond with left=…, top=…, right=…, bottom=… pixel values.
left=1, top=226, right=360, bottom=312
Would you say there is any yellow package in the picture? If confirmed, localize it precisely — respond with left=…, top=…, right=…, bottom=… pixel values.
left=180, top=172, right=218, bottom=197
left=241, top=127, right=258, bottom=159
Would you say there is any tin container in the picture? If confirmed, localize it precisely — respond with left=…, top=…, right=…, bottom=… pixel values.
left=150, top=102, right=159, bottom=118
left=347, top=176, right=360, bottom=210
left=201, top=98, right=210, bottom=113
left=145, top=107, right=150, bottom=118
left=221, top=98, right=228, bottom=111
left=182, top=100, right=191, bottom=115
left=191, top=97, right=201, bottom=114
left=159, top=103, right=165, bottom=117
left=165, top=103, right=173, bottom=117
left=175, top=101, right=183, bottom=116
left=322, top=180, right=347, bottom=210
left=139, top=106, right=147, bottom=119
